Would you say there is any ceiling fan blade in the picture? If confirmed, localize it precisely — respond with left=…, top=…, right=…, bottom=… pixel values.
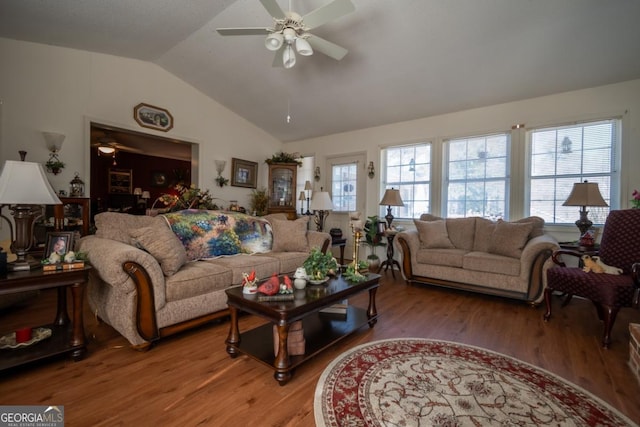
left=303, top=0, right=355, bottom=30
left=216, top=28, right=270, bottom=36
left=307, top=35, right=348, bottom=60
left=260, top=0, right=286, bottom=20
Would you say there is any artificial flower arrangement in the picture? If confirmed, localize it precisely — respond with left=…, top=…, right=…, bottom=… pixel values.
left=631, top=189, right=640, bottom=209
left=303, top=248, right=338, bottom=282
left=156, top=184, right=219, bottom=212
left=265, top=151, right=303, bottom=166
left=41, top=250, right=87, bottom=271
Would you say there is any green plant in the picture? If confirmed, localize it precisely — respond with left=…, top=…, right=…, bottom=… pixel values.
left=249, top=187, right=269, bottom=216
left=157, top=184, right=219, bottom=212
left=303, top=247, right=338, bottom=281
left=343, top=261, right=368, bottom=283
left=215, top=175, right=229, bottom=187
left=45, top=159, right=65, bottom=174
left=265, top=151, right=302, bottom=166
left=363, top=215, right=385, bottom=259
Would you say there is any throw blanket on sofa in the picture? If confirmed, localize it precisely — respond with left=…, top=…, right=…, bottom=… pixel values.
left=162, top=210, right=273, bottom=260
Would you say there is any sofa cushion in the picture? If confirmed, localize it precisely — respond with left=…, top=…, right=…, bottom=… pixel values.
left=416, top=248, right=466, bottom=268
left=271, top=216, right=309, bottom=252
left=418, top=214, right=476, bottom=250
left=206, top=254, right=280, bottom=285
left=164, top=261, right=233, bottom=301
left=473, top=217, right=496, bottom=252
left=514, top=216, right=545, bottom=238
left=488, top=220, right=533, bottom=258
left=414, top=219, right=455, bottom=249
left=129, top=217, right=188, bottom=276
left=463, top=252, right=521, bottom=276
left=255, top=251, right=309, bottom=274
left=94, top=212, right=157, bottom=245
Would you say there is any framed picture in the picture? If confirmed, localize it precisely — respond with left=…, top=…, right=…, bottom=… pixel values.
left=133, top=103, right=174, bottom=132
left=44, top=231, right=75, bottom=258
left=151, top=171, right=169, bottom=187
left=231, top=158, right=258, bottom=188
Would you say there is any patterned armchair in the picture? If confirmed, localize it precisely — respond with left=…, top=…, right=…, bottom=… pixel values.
left=544, top=209, right=640, bottom=348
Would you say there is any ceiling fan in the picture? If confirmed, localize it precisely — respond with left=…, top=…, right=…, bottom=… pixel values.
left=216, top=0, right=355, bottom=69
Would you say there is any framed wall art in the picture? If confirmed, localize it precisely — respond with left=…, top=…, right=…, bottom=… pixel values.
left=133, top=103, right=174, bottom=132
left=231, top=158, right=258, bottom=189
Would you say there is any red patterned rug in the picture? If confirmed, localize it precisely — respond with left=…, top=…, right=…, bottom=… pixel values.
left=314, top=339, right=637, bottom=426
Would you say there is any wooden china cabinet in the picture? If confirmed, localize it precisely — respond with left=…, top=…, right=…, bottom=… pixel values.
left=267, top=163, right=298, bottom=219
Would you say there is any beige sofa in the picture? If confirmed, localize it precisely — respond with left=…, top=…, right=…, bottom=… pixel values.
left=79, top=211, right=330, bottom=350
left=396, top=214, right=559, bottom=303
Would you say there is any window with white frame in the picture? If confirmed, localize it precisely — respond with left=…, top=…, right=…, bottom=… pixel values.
left=384, top=143, right=431, bottom=219
left=331, top=162, right=358, bottom=212
left=528, top=119, right=618, bottom=225
left=444, top=133, right=510, bottom=219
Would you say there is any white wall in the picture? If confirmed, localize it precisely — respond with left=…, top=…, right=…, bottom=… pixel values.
left=285, top=79, right=640, bottom=244
left=0, top=37, right=281, bottom=242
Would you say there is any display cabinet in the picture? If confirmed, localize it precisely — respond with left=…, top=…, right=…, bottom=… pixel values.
left=267, top=163, right=298, bottom=219
left=51, top=197, right=91, bottom=236
left=108, top=169, right=132, bottom=194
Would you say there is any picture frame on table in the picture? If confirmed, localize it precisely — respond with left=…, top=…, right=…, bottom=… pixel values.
left=231, top=158, right=258, bottom=188
left=43, top=231, right=75, bottom=259
left=133, top=103, right=174, bottom=132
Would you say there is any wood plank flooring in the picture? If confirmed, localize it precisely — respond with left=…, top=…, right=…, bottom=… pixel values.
left=1, top=274, right=639, bottom=426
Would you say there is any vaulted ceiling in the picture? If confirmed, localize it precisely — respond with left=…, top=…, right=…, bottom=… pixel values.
left=1, top=0, right=640, bottom=143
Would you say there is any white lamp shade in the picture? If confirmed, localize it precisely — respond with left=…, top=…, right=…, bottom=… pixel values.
left=310, top=191, right=334, bottom=211
left=98, top=145, right=116, bottom=155
left=133, top=187, right=143, bottom=196
left=0, top=161, right=61, bottom=205
left=295, top=37, right=313, bottom=56
left=265, top=32, right=283, bottom=51
left=563, top=182, right=608, bottom=207
left=283, top=45, right=296, bottom=69
left=379, top=188, right=404, bottom=207
left=141, top=191, right=151, bottom=199
left=42, top=131, right=65, bottom=152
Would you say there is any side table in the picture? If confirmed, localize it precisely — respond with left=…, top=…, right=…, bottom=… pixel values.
left=331, top=237, right=347, bottom=267
left=378, top=230, right=400, bottom=278
left=0, top=266, right=91, bottom=372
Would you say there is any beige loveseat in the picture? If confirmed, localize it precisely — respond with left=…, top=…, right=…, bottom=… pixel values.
left=79, top=211, right=330, bottom=350
left=396, top=214, right=559, bottom=303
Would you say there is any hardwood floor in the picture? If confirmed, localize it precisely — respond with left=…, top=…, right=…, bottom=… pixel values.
left=1, top=274, right=639, bottom=426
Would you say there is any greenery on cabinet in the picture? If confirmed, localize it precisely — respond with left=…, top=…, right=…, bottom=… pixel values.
left=265, top=151, right=302, bottom=166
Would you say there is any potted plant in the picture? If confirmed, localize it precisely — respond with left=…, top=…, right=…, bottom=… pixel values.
left=303, top=247, right=338, bottom=283
left=45, top=159, right=65, bottom=175
left=249, top=187, right=269, bottom=216
left=363, top=215, right=386, bottom=268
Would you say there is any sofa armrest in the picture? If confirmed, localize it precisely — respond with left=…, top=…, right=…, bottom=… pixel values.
left=397, top=230, right=420, bottom=280
left=78, top=235, right=167, bottom=309
left=308, top=230, right=331, bottom=253
left=519, top=234, right=560, bottom=302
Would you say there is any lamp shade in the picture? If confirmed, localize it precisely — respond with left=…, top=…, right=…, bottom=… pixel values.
left=0, top=161, right=61, bottom=205
left=299, top=191, right=306, bottom=201
left=133, top=187, right=143, bottom=196
left=283, top=44, right=296, bottom=69
left=98, top=145, right=116, bottom=155
left=265, top=32, right=283, bottom=51
left=295, top=37, right=313, bottom=56
left=42, top=131, right=65, bottom=153
left=304, top=180, right=313, bottom=191
left=141, top=191, right=151, bottom=200
left=379, top=188, right=404, bottom=207
left=310, top=191, right=334, bottom=211
left=563, top=182, right=608, bottom=207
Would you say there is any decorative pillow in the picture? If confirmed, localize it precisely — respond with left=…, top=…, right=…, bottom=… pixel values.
left=514, top=216, right=545, bottom=238
left=444, top=217, right=476, bottom=250
left=473, top=217, right=496, bottom=252
left=271, top=216, right=309, bottom=252
left=488, top=220, right=534, bottom=258
left=414, top=219, right=455, bottom=249
left=129, top=218, right=187, bottom=276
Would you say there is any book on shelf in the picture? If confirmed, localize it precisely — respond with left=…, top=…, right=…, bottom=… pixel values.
left=320, top=299, right=348, bottom=315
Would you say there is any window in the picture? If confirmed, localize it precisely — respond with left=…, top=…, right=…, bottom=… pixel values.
left=384, top=143, right=431, bottom=219
left=444, top=133, right=510, bottom=219
left=528, top=119, right=618, bottom=225
left=331, top=163, right=358, bottom=212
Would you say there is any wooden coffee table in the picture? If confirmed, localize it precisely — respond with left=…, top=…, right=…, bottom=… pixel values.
left=225, top=273, right=380, bottom=385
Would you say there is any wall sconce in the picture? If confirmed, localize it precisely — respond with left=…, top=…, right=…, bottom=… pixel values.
left=215, top=160, right=229, bottom=187
left=43, top=131, right=65, bottom=175
left=314, top=166, right=321, bottom=182
left=367, top=161, right=375, bottom=179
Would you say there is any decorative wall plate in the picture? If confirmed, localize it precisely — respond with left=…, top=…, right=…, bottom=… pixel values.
left=0, top=327, right=52, bottom=349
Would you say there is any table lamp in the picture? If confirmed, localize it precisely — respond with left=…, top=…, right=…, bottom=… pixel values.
left=310, top=190, right=333, bottom=232
left=562, top=180, right=608, bottom=236
left=0, top=159, right=62, bottom=270
left=379, top=188, right=404, bottom=229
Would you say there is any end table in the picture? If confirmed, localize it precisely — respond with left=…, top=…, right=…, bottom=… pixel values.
left=378, top=230, right=400, bottom=277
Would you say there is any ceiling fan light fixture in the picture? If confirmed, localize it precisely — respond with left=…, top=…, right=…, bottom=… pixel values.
left=283, top=44, right=296, bottom=69
left=295, top=37, right=313, bottom=56
left=98, top=145, right=116, bottom=156
left=283, top=27, right=297, bottom=44
left=265, top=32, right=283, bottom=51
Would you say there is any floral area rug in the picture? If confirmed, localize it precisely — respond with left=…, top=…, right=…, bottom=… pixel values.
left=314, top=338, right=637, bottom=427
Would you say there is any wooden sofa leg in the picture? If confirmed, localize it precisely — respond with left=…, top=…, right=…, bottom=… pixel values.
left=131, top=341, right=153, bottom=352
